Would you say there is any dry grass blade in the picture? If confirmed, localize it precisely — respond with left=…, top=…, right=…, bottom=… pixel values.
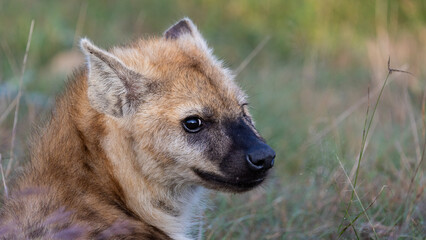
left=338, top=58, right=412, bottom=238
left=402, top=120, right=426, bottom=231
left=387, top=57, right=414, bottom=76
left=6, top=20, right=35, bottom=177
left=302, top=86, right=381, bottom=151
left=311, top=96, right=364, bottom=145
left=337, top=79, right=373, bottom=235
left=73, top=1, right=87, bottom=47
left=404, top=87, right=421, bottom=162
left=394, top=141, right=411, bottom=173
left=339, top=185, right=388, bottom=238
left=349, top=119, right=377, bottom=180
left=0, top=96, right=18, bottom=125
left=337, top=155, right=379, bottom=239
left=234, top=36, right=270, bottom=76
left=1, top=40, right=20, bottom=77
left=338, top=58, right=416, bottom=238
left=0, top=153, right=8, bottom=197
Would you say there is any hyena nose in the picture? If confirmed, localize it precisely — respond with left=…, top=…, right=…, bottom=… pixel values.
left=246, top=145, right=276, bottom=171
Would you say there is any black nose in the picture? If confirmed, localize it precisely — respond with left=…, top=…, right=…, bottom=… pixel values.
left=245, top=145, right=276, bottom=171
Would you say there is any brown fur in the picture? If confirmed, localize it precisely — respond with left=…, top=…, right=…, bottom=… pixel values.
left=0, top=18, right=274, bottom=239
left=0, top=69, right=171, bottom=239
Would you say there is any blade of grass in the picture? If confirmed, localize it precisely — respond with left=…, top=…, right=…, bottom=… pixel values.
left=394, top=141, right=411, bottom=174
left=234, top=36, right=270, bottom=76
left=337, top=84, right=372, bottom=233
left=349, top=113, right=378, bottom=181
left=404, top=86, right=421, bottom=162
left=337, top=155, right=379, bottom=239
left=338, top=58, right=408, bottom=237
left=6, top=20, right=35, bottom=177
left=305, top=87, right=379, bottom=147
left=0, top=153, right=8, bottom=197
left=339, top=185, right=388, bottom=237
left=402, top=118, right=426, bottom=232
left=0, top=96, right=18, bottom=125
left=1, top=40, right=20, bottom=77
left=73, top=1, right=87, bottom=47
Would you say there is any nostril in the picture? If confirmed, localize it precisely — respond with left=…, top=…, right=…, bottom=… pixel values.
left=265, top=154, right=276, bottom=169
left=256, top=159, right=265, bottom=167
left=246, top=146, right=276, bottom=171
left=246, top=154, right=264, bottom=171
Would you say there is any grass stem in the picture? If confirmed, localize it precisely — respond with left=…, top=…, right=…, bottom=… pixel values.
left=6, top=20, right=34, bottom=177
left=338, top=58, right=412, bottom=238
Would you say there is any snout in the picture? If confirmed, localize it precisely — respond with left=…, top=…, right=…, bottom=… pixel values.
left=225, top=118, right=276, bottom=173
left=192, top=117, right=276, bottom=192
left=246, top=144, right=275, bottom=172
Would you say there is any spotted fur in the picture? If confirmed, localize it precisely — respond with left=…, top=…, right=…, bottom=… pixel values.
left=0, top=18, right=275, bottom=239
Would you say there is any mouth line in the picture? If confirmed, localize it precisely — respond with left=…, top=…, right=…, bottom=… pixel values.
left=191, top=168, right=266, bottom=190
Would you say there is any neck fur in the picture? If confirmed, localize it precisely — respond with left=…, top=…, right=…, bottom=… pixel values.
left=101, top=117, right=206, bottom=239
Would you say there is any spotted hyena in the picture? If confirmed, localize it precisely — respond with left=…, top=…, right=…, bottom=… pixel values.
left=0, top=18, right=275, bottom=239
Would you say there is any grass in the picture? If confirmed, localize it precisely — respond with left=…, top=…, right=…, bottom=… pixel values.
left=1, top=1, right=426, bottom=239
left=6, top=19, right=34, bottom=179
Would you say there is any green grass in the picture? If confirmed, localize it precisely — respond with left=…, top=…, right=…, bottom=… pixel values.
left=1, top=0, right=425, bottom=239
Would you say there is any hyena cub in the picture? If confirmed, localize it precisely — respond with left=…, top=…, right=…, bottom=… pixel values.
left=0, top=18, right=275, bottom=239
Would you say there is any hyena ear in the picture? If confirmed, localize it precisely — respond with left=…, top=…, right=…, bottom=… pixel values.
left=164, top=18, right=210, bottom=52
left=80, top=38, right=142, bottom=118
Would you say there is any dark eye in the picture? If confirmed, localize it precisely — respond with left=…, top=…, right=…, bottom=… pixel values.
left=182, top=117, right=203, bottom=133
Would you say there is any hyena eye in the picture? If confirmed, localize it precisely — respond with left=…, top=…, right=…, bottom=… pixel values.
left=182, top=116, right=203, bottom=133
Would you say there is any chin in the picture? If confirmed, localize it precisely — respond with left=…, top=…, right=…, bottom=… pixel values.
left=192, top=168, right=268, bottom=193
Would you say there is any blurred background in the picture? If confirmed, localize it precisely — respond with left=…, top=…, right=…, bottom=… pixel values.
left=0, top=0, right=425, bottom=239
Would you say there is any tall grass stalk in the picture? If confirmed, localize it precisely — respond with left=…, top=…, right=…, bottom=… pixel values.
left=337, top=155, right=380, bottom=239
left=338, top=58, right=412, bottom=238
left=234, top=36, right=270, bottom=76
left=402, top=120, right=426, bottom=232
left=338, top=184, right=388, bottom=238
left=0, top=154, right=7, bottom=197
left=6, top=19, right=34, bottom=177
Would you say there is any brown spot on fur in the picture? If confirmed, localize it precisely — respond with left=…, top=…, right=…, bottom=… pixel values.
left=153, top=200, right=180, bottom=217
left=27, top=226, right=46, bottom=238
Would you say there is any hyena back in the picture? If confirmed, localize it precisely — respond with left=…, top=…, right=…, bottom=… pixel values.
left=0, top=18, right=275, bottom=239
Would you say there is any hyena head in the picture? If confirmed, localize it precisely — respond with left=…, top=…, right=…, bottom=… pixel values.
left=80, top=18, right=275, bottom=193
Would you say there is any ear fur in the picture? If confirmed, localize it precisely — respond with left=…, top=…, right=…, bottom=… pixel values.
left=163, top=18, right=193, bottom=40
left=163, top=18, right=210, bottom=53
left=80, top=38, right=142, bottom=117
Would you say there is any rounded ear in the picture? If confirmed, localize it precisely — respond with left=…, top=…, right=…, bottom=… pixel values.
left=163, top=18, right=194, bottom=40
left=163, top=18, right=211, bottom=54
left=80, top=38, right=143, bottom=117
